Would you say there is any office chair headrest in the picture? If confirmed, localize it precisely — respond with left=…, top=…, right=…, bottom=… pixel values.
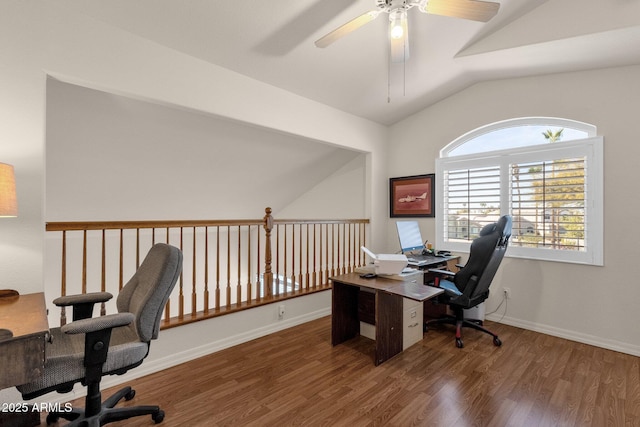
left=478, top=215, right=512, bottom=243
left=479, top=222, right=496, bottom=236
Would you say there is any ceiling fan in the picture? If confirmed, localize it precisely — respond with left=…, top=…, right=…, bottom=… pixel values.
left=315, top=0, right=500, bottom=62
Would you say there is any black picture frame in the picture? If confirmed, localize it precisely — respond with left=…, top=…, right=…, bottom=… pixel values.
left=390, top=174, right=435, bottom=218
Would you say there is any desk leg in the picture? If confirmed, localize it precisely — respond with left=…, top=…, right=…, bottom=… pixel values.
left=331, top=281, right=359, bottom=346
left=375, top=291, right=403, bottom=366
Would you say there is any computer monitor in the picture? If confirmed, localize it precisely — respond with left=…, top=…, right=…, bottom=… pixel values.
left=396, top=221, right=425, bottom=254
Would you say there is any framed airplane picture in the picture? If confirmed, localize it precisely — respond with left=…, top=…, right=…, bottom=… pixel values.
left=390, top=174, right=435, bottom=217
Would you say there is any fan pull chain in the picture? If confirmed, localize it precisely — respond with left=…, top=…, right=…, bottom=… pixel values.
left=403, top=37, right=407, bottom=97
left=387, top=43, right=392, bottom=103
left=387, top=35, right=408, bottom=103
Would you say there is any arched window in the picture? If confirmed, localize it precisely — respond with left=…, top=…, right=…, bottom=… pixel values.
left=436, top=117, right=603, bottom=265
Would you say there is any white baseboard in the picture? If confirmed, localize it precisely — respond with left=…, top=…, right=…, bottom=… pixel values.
left=486, top=313, right=640, bottom=357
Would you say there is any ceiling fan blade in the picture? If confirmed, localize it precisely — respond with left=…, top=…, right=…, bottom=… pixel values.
left=422, top=0, right=500, bottom=22
left=315, top=10, right=381, bottom=48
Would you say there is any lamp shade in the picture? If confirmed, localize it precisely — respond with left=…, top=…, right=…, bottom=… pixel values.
left=0, top=163, right=17, bottom=217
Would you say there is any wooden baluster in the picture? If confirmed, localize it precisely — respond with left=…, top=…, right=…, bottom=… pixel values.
left=291, top=224, right=302, bottom=289
left=246, top=225, right=252, bottom=301
left=164, top=227, right=171, bottom=322
left=342, top=224, right=347, bottom=274
left=337, top=224, right=342, bottom=275
left=136, top=228, right=140, bottom=269
left=216, top=226, right=221, bottom=310
left=82, top=230, right=87, bottom=294
left=204, top=226, right=209, bottom=314
left=237, top=225, right=242, bottom=305
left=119, top=229, right=124, bottom=292
left=331, top=224, right=336, bottom=277
left=263, top=207, right=273, bottom=298
left=275, top=224, right=280, bottom=296
left=360, top=223, right=366, bottom=267
left=283, top=224, right=287, bottom=295
left=226, top=225, right=231, bottom=308
left=192, top=226, right=197, bottom=317
left=256, top=226, right=261, bottom=301
left=324, top=224, right=329, bottom=284
left=348, top=223, right=353, bottom=273
left=312, top=224, right=317, bottom=288
left=357, top=223, right=361, bottom=268
left=305, top=224, right=310, bottom=289
left=101, top=230, right=106, bottom=316
left=179, top=227, right=184, bottom=320
left=60, top=231, right=67, bottom=326
left=298, top=224, right=303, bottom=289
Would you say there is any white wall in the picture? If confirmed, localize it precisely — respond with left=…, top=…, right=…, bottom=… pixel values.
left=45, top=78, right=365, bottom=221
left=277, top=154, right=367, bottom=219
left=388, top=64, right=640, bottom=355
left=0, top=1, right=388, bottom=404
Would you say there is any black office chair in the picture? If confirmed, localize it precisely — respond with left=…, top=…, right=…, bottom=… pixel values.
left=17, top=243, right=182, bottom=426
left=425, top=215, right=512, bottom=348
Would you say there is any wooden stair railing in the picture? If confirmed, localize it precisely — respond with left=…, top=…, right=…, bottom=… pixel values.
left=45, top=208, right=369, bottom=329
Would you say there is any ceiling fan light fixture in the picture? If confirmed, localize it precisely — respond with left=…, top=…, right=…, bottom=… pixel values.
left=389, top=9, right=407, bottom=40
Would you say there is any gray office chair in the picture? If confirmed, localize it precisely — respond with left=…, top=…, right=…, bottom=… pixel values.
left=17, top=243, right=182, bottom=426
left=425, top=215, right=512, bottom=348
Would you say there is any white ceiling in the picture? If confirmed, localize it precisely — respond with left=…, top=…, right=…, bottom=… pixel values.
left=53, top=0, right=640, bottom=125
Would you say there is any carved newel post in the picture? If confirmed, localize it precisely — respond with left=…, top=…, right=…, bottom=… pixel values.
left=263, top=207, right=274, bottom=298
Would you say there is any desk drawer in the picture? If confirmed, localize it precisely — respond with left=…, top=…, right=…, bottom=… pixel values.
left=403, top=299, right=423, bottom=350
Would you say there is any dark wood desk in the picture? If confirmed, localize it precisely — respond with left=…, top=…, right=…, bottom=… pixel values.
left=330, top=273, right=443, bottom=365
left=0, top=292, right=49, bottom=427
left=0, top=292, right=49, bottom=389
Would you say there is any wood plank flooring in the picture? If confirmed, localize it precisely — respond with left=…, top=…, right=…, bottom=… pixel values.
left=44, top=316, right=640, bottom=426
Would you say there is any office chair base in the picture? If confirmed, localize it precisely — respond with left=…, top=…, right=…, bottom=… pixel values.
left=46, top=386, right=164, bottom=426
left=425, top=315, right=502, bottom=349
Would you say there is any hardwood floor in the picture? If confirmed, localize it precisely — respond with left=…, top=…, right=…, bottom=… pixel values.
left=45, top=316, right=639, bottom=426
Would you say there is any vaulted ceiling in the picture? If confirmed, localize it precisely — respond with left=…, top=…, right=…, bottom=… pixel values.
left=53, top=0, right=640, bottom=125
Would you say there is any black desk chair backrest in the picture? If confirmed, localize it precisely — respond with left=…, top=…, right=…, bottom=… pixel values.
left=454, top=215, right=512, bottom=307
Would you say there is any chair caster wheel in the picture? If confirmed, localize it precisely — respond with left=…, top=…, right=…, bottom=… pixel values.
left=153, top=409, right=165, bottom=424
left=455, top=338, right=464, bottom=348
left=46, top=413, right=60, bottom=425
left=493, top=337, right=502, bottom=346
left=125, top=388, right=136, bottom=401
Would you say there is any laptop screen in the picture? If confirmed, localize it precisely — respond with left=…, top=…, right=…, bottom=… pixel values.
left=396, top=221, right=425, bottom=254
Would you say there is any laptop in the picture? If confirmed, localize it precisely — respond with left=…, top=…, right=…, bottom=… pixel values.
left=395, top=221, right=436, bottom=266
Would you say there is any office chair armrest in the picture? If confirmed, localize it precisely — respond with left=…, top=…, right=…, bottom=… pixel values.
left=53, top=292, right=114, bottom=322
left=428, top=268, right=455, bottom=277
left=53, top=291, right=113, bottom=307
left=60, top=312, right=135, bottom=335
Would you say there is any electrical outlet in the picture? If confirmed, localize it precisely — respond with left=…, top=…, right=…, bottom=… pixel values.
left=503, top=287, right=511, bottom=299
left=278, top=304, right=285, bottom=319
